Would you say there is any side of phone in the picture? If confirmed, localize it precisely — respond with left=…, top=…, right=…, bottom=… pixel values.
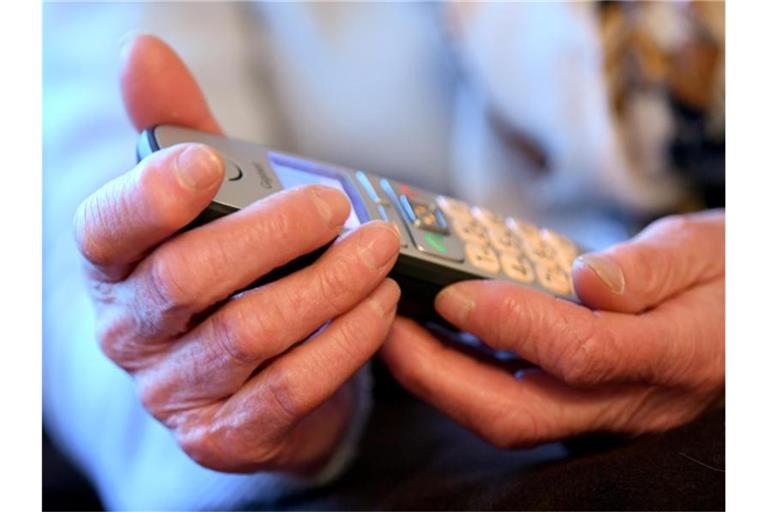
left=137, top=125, right=582, bottom=319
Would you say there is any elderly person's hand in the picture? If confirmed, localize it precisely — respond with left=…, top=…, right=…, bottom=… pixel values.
left=381, top=210, right=724, bottom=447
left=73, top=34, right=401, bottom=474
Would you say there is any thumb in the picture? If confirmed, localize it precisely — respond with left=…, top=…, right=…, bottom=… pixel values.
left=572, top=209, right=724, bottom=313
left=119, top=32, right=222, bottom=134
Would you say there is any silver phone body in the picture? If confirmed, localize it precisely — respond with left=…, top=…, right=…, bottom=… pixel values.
left=138, top=125, right=582, bottom=303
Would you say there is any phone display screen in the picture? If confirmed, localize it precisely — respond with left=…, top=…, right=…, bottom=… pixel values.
left=269, top=153, right=363, bottom=230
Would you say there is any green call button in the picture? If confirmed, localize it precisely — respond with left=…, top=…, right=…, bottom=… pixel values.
left=424, top=232, right=448, bottom=254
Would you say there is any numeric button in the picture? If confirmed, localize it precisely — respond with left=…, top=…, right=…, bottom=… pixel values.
left=540, top=228, right=579, bottom=268
left=535, top=261, right=573, bottom=296
left=487, top=225, right=525, bottom=256
left=506, top=217, right=540, bottom=241
left=452, top=218, right=490, bottom=246
left=500, top=253, right=535, bottom=283
left=437, top=196, right=474, bottom=223
left=524, top=234, right=560, bottom=266
left=465, top=242, right=500, bottom=275
left=471, top=206, right=506, bottom=230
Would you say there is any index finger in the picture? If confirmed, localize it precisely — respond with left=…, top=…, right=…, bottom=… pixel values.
left=73, top=143, right=224, bottom=281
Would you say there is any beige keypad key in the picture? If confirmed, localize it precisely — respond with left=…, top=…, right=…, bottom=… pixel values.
left=556, top=247, right=579, bottom=272
left=465, top=242, right=501, bottom=274
left=506, top=217, right=539, bottom=239
left=452, top=218, right=490, bottom=246
left=436, top=196, right=474, bottom=223
left=524, top=234, right=561, bottom=266
left=500, top=252, right=535, bottom=283
left=487, top=225, right=525, bottom=256
left=535, top=261, right=573, bottom=295
left=471, top=206, right=506, bottom=230
left=540, top=228, right=579, bottom=268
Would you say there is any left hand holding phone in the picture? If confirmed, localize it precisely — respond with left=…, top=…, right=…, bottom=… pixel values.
left=73, top=33, right=401, bottom=474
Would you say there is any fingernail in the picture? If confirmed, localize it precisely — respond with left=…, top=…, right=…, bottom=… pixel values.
left=386, top=221, right=402, bottom=243
left=358, top=221, right=401, bottom=269
left=176, top=144, right=224, bottom=191
left=575, top=254, right=626, bottom=294
left=435, top=286, right=475, bottom=323
left=118, top=29, right=147, bottom=60
left=369, top=279, right=401, bottom=318
left=310, top=186, right=350, bottom=226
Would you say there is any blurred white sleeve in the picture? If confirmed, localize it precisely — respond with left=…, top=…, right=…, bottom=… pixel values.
left=43, top=3, right=370, bottom=509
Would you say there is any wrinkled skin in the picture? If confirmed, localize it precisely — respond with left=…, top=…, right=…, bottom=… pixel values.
left=74, top=34, right=402, bottom=474
left=381, top=211, right=725, bottom=448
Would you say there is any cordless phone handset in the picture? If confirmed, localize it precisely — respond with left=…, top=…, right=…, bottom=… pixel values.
left=138, top=125, right=583, bottom=308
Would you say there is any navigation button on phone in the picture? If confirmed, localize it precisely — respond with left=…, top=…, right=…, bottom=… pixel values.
left=411, top=228, right=464, bottom=262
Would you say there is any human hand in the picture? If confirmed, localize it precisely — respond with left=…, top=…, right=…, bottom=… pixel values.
left=73, top=34, right=401, bottom=473
left=381, top=210, right=724, bottom=447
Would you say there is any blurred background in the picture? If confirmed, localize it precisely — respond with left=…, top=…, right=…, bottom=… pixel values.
left=43, top=1, right=724, bottom=509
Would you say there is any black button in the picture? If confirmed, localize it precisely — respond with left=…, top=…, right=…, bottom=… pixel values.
left=225, top=159, right=243, bottom=181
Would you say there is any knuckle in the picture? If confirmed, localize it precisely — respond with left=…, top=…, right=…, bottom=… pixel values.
left=175, top=422, right=275, bottom=472
left=209, top=307, right=261, bottom=367
left=145, top=250, right=195, bottom=315
left=330, top=317, right=365, bottom=361
left=135, top=374, right=173, bottom=423
left=484, top=404, right=545, bottom=449
left=73, top=195, right=110, bottom=266
left=176, top=431, right=215, bottom=469
left=496, top=293, right=532, bottom=347
left=648, top=213, right=692, bottom=236
left=176, top=426, right=229, bottom=471
left=557, top=320, right=610, bottom=386
left=137, top=165, right=184, bottom=232
left=262, top=204, right=297, bottom=248
left=386, top=339, right=435, bottom=395
left=316, top=258, right=357, bottom=313
left=385, top=347, right=422, bottom=390
left=263, top=366, right=302, bottom=424
left=94, top=313, right=147, bottom=371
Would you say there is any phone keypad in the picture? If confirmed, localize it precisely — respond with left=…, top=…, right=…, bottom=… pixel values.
left=379, top=183, right=579, bottom=297
left=437, top=195, right=581, bottom=297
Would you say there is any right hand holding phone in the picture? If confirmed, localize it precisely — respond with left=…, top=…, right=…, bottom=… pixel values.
left=73, top=34, right=401, bottom=474
left=381, top=210, right=724, bottom=447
